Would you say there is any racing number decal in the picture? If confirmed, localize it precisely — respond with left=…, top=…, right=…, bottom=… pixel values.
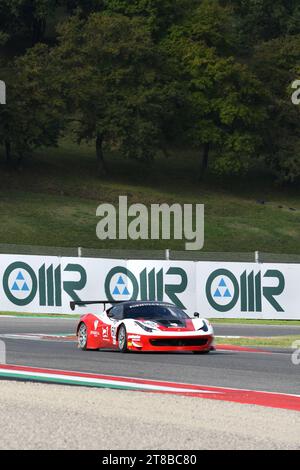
left=102, top=325, right=110, bottom=340
left=111, top=322, right=118, bottom=345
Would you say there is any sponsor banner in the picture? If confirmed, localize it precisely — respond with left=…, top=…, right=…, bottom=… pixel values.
left=125, top=260, right=196, bottom=311
left=66, top=259, right=196, bottom=313
left=197, top=262, right=299, bottom=319
left=0, top=255, right=197, bottom=315
left=0, top=255, right=63, bottom=314
left=0, top=254, right=298, bottom=319
left=60, top=257, right=127, bottom=314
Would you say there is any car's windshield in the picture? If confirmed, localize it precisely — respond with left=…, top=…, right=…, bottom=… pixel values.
left=123, top=303, right=189, bottom=321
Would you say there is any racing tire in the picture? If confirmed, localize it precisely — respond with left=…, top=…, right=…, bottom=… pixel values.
left=78, top=323, right=88, bottom=351
left=192, top=350, right=210, bottom=355
left=117, top=324, right=128, bottom=353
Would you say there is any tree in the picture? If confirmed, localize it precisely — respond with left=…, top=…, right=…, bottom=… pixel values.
left=224, top=0, right=300, bottom=52
left=163, top=0, right=267, bottom=179
left=53, top=12, right=172, bottom=174
left=61, top=0, right=104, bottom=15
left=104, top=0, right=195, bottom=37
left=0, top=0, right=59, bottom=47
left=0, top=44, right=66, bottom=167
left=252, top=35, right=300, bottom=182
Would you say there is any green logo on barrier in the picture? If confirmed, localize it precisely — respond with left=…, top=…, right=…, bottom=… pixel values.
left=3, top=262, right=87, bottom=307
left=206, top=268, right=285, bottom=313
left=105, top=266, right=188, bottom=309
left=3, top=262, right=37, bottom=306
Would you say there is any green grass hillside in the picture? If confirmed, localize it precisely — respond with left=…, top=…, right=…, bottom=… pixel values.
left=1, top=138, right=300, bottom=253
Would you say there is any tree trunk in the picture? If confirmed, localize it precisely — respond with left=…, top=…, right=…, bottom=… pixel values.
left=17, top=151, right=24, bottom=172
left=5, top=140, right=11, bottom=165
left=96, top=134, right=107, bottom=176
left=199, top=143, right=210, bottom=181
left=162, top=146, right=171, bottom=159
left=32, top=18, right=46, bottom=45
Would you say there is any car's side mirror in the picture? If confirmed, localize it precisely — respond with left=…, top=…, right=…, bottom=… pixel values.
left=194, top=312, right=200, bottom=318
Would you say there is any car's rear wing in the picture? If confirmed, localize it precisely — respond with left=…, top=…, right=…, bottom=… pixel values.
left=70, top=300, right=122, bottom=311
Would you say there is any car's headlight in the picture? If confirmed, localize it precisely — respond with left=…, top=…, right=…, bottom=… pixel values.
left=198, top=320, right=208, bottom=332
left=135, top=321, right=153, bottom=333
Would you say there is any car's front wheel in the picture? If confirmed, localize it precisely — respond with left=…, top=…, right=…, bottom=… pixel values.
left=117, top=324, right=128, bottom=353
left=192, top=350, right=210, bottom=355
left=78, top=323, right=88, bottom=350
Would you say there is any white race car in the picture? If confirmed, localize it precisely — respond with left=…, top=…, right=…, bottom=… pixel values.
left=71, top=300, right=215, bottom=354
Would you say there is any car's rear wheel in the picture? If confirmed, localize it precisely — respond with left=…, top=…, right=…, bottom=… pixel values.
left=193, top=350, right=210, bottom=355
left=78, top=323, right=88, bottom=350
left=117, top=324, right=128, bottom=353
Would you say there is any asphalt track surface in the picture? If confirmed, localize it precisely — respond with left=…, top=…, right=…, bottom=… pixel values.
left=0, top=317, right=299, bottom=395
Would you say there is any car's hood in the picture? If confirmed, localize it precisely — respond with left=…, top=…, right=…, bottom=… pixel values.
left=133, top=318, right=205, bottom=332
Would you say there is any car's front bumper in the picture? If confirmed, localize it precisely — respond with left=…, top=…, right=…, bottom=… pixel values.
left=127, top=333, right=214, bottom=352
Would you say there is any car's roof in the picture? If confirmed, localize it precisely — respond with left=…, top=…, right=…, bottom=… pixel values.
left=110, top=300, right=176, bottom=308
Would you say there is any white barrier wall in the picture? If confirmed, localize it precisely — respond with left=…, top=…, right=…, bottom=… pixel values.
left=0, top=254, right=298, bottom=319
left=196, top=262, right=297, bottom=319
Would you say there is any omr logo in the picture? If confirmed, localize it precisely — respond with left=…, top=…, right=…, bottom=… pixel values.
left=4, top=263, right=37, bottom=306
left=112, top=275, right=130, bottom=296
left=213, top=278, right=232, bottom=299
left=110, top=273, right=132, bottom=300
left=105, top=266, right=188, bottom=309
left=3, top=261, right=87, bottom=306
left=10, top=270, right=32, bottom=297
left=206, top=268, right=285, bottom=313
left=105, top=268, right=137, bottom=302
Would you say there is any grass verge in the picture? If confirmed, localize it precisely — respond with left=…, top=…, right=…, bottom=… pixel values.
left=216, top=335, right=300, bottom=349
left=1, top=137, right=300, bottom=252
left=0, top=312, right=300, bottom=325
left=0, top=312, right=79, bottom=318
left=211, top=318, right=300, bottom=326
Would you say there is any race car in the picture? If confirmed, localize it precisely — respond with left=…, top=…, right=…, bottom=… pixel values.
left=71, top=300, right=214, bottom=354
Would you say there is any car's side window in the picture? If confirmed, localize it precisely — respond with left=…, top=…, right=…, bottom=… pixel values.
left=108, top=304, right=123, bottom=320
